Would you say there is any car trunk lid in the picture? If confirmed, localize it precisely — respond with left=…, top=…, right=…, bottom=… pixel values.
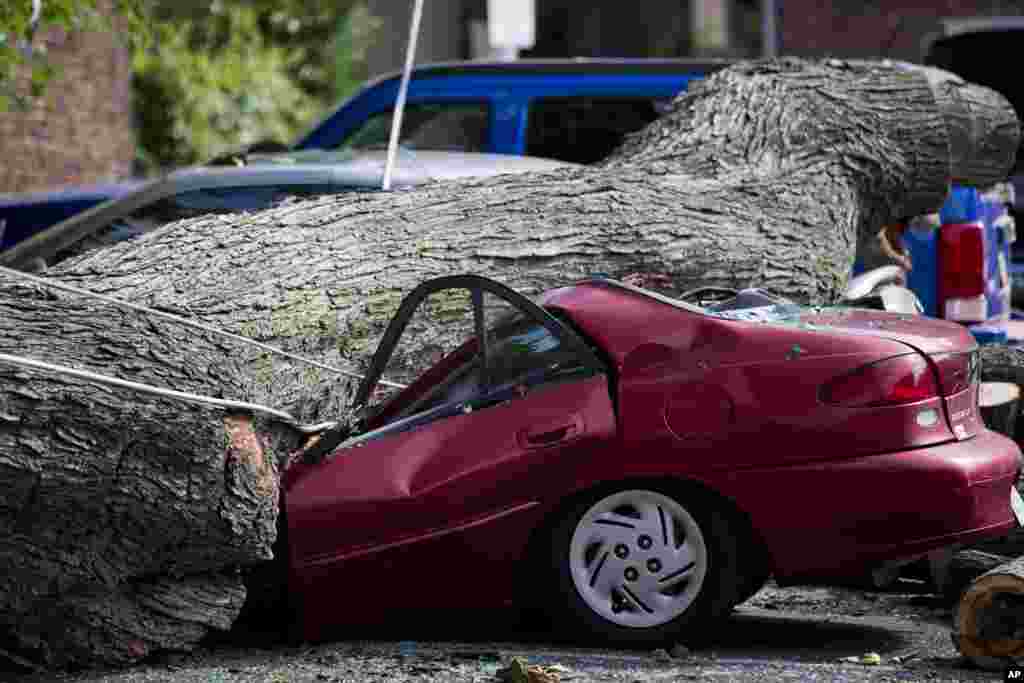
left=796, top=308, right=981, bottom=439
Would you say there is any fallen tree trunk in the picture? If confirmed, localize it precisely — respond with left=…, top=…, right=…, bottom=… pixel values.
left=0, top=280, right=300, bottom=666
left=0, top=58, right=1018, bottom=667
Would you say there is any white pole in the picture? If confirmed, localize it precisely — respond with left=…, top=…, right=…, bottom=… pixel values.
left=382, top=0, right=425, bottom=191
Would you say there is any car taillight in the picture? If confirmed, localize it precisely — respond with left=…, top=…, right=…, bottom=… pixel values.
left=929, top=351, right=978, bottom=396
left=821, top=354, right=938, bottom=407
left=939, top=222, right=986, bottom=322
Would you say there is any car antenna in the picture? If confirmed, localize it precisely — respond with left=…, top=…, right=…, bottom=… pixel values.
left=381, top=0, right=425, bottom=191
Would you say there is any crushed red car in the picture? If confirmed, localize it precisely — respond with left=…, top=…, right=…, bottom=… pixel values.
left=280, top=274, right=1022, bottom=644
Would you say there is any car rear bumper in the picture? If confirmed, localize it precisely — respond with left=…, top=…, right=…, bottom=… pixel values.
left=716, top=429, right=1021, bottom=581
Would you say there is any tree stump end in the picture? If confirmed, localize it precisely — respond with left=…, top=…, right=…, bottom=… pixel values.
left=955, top=572, right=1024, bottom=667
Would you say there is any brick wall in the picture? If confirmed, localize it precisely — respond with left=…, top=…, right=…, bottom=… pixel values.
left=0, top=2, right=134, bottom=194
left=779, top=0, right=1024, bottom=61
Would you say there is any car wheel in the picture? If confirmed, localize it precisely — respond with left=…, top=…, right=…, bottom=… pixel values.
left=547, top=486, right=741, bottom=644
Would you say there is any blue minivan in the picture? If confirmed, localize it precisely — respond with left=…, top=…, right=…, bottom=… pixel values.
left=296, top=58, right=1019, bottom=342
left=293, top=59, right=729, bottom=163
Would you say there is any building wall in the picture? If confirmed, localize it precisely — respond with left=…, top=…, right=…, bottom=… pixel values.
left=364, top=0, right=466, bottom=78
left=778, top=0, right=1024, bottom=61
left=363, top=1, right=741, bottom=75
left=0, top=1, right=134, bottom=194
left=526, top=0, right=692, bottom=58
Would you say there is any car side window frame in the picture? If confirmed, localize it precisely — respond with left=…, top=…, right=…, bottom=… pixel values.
left=353, top=274, right=606, bottom=420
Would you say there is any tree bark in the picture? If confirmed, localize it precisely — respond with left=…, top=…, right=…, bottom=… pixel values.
left=0, top=278, right=300, bottom=666
left=0, top=58, right=1019, bottom=667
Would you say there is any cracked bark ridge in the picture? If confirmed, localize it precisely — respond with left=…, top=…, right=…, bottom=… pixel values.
left=0, top=58, right=1019, bottom=667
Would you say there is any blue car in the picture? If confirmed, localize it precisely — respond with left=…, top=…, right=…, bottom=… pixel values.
left=0, top=181, right=141, bottom=252
left=0, top=150, right=573, bottom=271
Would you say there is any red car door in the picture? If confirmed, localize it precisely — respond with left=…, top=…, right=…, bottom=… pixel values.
left=283, top=276, right=616, bottom=632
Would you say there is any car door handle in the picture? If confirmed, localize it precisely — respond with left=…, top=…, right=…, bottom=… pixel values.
left=519, top=415, right=582, bottom=448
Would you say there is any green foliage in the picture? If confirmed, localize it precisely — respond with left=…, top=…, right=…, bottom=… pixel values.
left=133, top=0, right=376, bottom=172
left=132, top=4, right=321, bottom=170
left=330, top=4, right=383, bottom=107
left=1, top=0, right=381, bottom=171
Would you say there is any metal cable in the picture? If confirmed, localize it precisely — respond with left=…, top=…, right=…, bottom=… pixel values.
left=0, top=352, right=338, bottom=434
left=0, top=265, right=406, bottom=389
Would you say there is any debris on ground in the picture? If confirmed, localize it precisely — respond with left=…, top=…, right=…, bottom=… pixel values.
left=839, top=652, right=882, bottom=665
left=495, top=657, right=568, bottom=683
left=670, top=644, right=691, bottom=658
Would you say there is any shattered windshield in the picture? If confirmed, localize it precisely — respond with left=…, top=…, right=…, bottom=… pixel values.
left=590, top=278, right=802, bottom=320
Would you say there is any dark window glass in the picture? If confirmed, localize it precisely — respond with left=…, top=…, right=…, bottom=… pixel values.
left=338, top=102, right=490, bottom=152
left=525, top=97, right=663, bottom=164
left=167, top=185, right=329, bottom=214
left=390, top=292, right=586, bottom=420
left=480, top=294, right=584, bottom=390
left=54, top=185, right=329, bottom=263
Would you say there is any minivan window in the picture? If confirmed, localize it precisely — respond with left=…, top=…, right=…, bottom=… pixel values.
left=337, top=102, right=491, bottom=153
left=526, top=97, right=662, bottom=164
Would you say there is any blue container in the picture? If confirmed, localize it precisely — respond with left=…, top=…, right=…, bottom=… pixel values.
left=941, top=186, right=981, bottom=223
left=970, top=324, right=1008, bottom=345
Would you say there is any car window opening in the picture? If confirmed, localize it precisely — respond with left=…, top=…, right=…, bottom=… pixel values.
left=341, top=289, right=604, bottom=453
left=387, top=308, right=593, bottom=423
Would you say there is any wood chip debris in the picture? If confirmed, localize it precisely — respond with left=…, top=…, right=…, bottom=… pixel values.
left=495, top=657, right=572, bottom=682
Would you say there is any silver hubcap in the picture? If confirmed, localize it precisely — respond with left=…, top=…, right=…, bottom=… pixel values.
left=569, top=489, right=708, bottom=628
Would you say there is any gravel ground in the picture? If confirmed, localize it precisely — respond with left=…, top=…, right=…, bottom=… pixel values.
left=1, top=579, right=1008, bottom=683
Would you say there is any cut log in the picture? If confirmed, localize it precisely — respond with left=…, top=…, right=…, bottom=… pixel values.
left=0, top=279, right=301, bottom=667
left=0, top=58, right=1019, bottom=667
left=954, top=555, right=1024, bottom=670
left=980, top=381, right=1021, bottom=440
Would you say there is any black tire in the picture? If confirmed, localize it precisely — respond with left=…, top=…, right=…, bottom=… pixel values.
left=733, top=562, right=771, bottom=606
left=543, top=484, right=743, bottom=646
